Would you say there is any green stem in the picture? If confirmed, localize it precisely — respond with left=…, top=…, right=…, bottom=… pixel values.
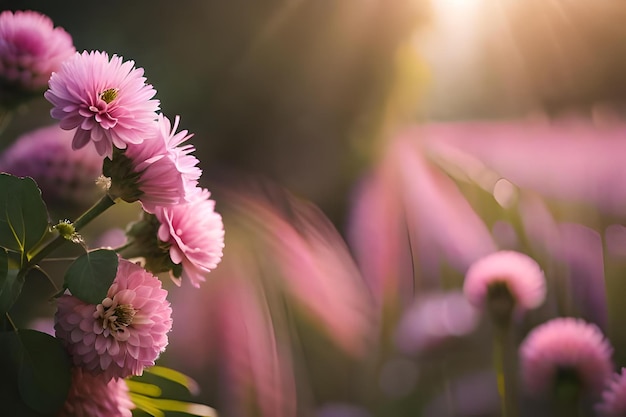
left=494, top=324, right=518, bottom=417
left=24, top=194, right=116, bottom=271
left=74, top=194, right=116, bottom=230
left=5, top=312, right=18, bottom=332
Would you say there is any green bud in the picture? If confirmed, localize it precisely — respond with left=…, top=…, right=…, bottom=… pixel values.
left=103, top=147, right=144, bottom=203
left=120, top=212, right=180, bottom=277
left=54, top=220, right=84, bottom=245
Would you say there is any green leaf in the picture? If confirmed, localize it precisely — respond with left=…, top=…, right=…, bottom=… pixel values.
left=128, top=366, right=214, bottom=416
left=130, top=393, right=165, bottom=417
left=0, top=268, right=23, bottom=314
left=0, top=330, right=71, bottom=414
left=64, top=248, right=118, bottom=304
left=146, top=366, right=200, bottom=395
left=0, top=246, right=24, bottom=313
left=0, top=248, right=6, bottom=280
left=0, top=174, right=48, bottom=263
left=129, top=393, right=217, bottom=417
left=126, top=380, right=163, bottom=397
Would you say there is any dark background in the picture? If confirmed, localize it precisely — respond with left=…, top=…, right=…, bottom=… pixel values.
left=1, top=0, right=425, bottom=229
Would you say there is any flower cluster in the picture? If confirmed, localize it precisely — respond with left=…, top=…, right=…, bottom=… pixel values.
left=44, top=46, right=224, bottom=287
left=461, top=237, right=616, bottom=412
left=0, top=9, right=224, bottom=415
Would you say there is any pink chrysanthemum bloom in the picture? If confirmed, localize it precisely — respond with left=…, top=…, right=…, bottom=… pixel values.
left=154, top=189, right=225, bottom=287
left=0, top=10, right=74, bottom=92
left=55, top=258, right=172, bottom=380
left=58, top=367, right=133, bottom=417
left=158, top=114, right=202, bottom=196
left=463, top=250, right=546, bottom=319
left=45, top=50, right=160, bottom=157
left=519, top=317, right=613, bottom=399
left=0, top=124, right=102, bottom=214
left=111, top=114, right=201, bottom=212
left=597, top=368, right=626, bottom=416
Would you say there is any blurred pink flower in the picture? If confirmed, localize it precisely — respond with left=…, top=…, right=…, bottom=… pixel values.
left=27, top=317, right=54, bottom=336
left=519, top=317, right=613, bottom=398
left=229, top=187, right=374, bottom=355
left=169, top=254, right=297, bottom=417
left=58, top=367, right=133, bottom=417
left=45, top=50, right=159, bottom=157
left=349, top=118, right=622, bottom=326
left=597, top=368, right=626, bottom=417
left=0, top=124, right=102, bottom=213
left=0, top=10, right=74, bottom=91
left=395, top=291, right=479, bottom=354
left=119, top=114, right=201, bottom=211
left=553, top=224, right=608, bottom=329
left=218, top=274, right=297, bottom=417
left=316, top=403, right=371, bottom=417
left=420, top=119, right=626, bottom=216
left=518, top=189, right=608, bottom=329
left=55, top=258, right=172, bottom=380
left=154, top=189, right=224, bottom=287
left=167, top=182, right=373, bottom=416
left=91, top=228, right=127, bottom=250
left=463, top=250, right=546, bottom=313
left=348, top=134, right=497, bottom=307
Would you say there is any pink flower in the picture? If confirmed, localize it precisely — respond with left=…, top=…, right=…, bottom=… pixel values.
left=519, top=317, right=613, bottom=398
left=154, top=189, right=224, bottom=287
left=598, top=368, right=626, bottom=417
left=58, top=367, right=133, bottom=417
left=55, top=258, right=172, bottom=380
left=159, top=114, right=202, bottom=196
left=117, top=114, right=201, bottom=211
left=463, top=250, right=546, bottom=313
left=0, top=124, right=102, bottom=214
left=0, top=10, right=74, bottom=92
left=168, top=267, right=298, bottom=417
left=45, top=50, right=160, bottom=157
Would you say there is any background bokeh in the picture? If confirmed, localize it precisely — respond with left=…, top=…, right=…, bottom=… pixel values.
left=4, top=0, right=626, bottom=224
left=1, top=0, right=426, bottom=227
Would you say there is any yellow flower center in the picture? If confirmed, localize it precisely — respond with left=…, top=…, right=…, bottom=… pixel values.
left=96, top=297, right=137, bottom=338
left=113, top=304, right=136, bottom=327
left=100, top=88, right=119, bottom=104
